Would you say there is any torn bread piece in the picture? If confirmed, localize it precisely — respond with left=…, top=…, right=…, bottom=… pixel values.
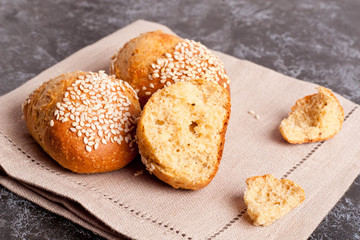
left=244, top=174, right=305, bottom=226
left=279, top=87, right=344, bottom=144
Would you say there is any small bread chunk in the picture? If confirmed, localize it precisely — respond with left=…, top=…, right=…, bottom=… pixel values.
left=279, top=87, right=344, bottom=144
left=136, top=79, right=231, bottom=190
left=244, top=174, right=305, bottom=226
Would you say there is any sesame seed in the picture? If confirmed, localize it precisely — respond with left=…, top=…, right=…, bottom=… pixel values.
left=133, top=170, right=144, bottom=176
left=49, top=120, right=54, bottom=127
left=124, top=126, right=134, bottom=133
left=86, top=145, right=92, bottom=152
left=168, top=62, right=174, bottom=69
left=94, top=142, right=99, bottom=150
left=150, top=163, right=155, bottom=171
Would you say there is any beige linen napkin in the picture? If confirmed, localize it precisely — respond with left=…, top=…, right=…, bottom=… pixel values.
left=0, top=20, right=359, bottom=240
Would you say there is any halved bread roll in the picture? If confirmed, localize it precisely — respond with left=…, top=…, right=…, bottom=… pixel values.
left=279, top=87, right=344, bottom=144
left=136, top=79, right=231, bottom=190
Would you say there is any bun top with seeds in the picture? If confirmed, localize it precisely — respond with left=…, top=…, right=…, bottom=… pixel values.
left=22, top=71, right=141, bottom=173
left=110, top=30, right=230, bottom=107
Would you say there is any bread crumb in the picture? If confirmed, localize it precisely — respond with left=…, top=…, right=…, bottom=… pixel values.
left=133, top=170, right=144, bottom=176
left=248, top=110, right=260, bottom=120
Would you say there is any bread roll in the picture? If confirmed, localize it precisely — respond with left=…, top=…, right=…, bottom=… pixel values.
left=110, top=30, right=230, bottom=107
left=244, top=174, right=305, bottom=226
left=279, top=87, right=344, bottom=144
left=136, top=79, right=231, bottom=190
left=22, top=71, right=141, bottom=173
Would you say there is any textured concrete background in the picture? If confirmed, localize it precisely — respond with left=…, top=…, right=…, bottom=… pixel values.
left=0, top=0, right=359, bottom=239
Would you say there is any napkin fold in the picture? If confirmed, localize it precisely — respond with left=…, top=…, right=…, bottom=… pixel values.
left=0, top=20, right=359, bottom=240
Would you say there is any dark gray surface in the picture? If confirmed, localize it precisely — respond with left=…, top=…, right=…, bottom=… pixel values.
left=0, top=0, right=359, bottom=239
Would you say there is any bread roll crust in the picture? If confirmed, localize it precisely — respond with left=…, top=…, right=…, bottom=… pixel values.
left=110, top=30, right=230, bottom=107
left=110, top=30, right=181, bottom=107
left=136, top=79, right=231, bottom=190
left=23, top=71, right=141, bottom=173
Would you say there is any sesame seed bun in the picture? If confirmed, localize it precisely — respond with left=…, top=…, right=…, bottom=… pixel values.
left=110, top=30, right=230, bottom=107
left=22, top=71, right=141, bottom=173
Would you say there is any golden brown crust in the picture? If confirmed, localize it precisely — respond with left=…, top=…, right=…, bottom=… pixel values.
left=110, top=30, right=230, bottom=107
left=136, top=79, right=231, bottom=190
left=23, top=71, right=141, bottom=173
left=279, top=87, right=344, bottom=144
left=110, top=30, right=182, bottom=107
